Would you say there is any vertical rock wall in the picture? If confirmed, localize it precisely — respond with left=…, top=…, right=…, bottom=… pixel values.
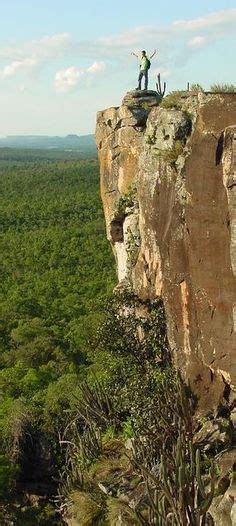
left=96, top=91, right=236, bottom=416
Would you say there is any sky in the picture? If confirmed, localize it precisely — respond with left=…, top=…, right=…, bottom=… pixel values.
left=0, top=0, right=235, bottom=135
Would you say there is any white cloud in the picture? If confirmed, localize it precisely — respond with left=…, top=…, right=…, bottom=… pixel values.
left=87, top=61, right=106, bottom=74
left=0, top=57, right=38, bottom=79
left=0, top=33, right=71, bottom=61
left=187, top=36, right=207, bottom=49
left=0, top=32, right=71, bottom=71
left=54, top=61, right=106, bottom=93
left=98, top=26, right=156, bottom=48
left=18, top=84, right=26, bottom=92
left=94, top=9, right=236, bottom=58
left=172, top=9, right=236, bottom=31
left=39, top=33, right=70, bottom=49
left=54, top=66, right=84, bottom=92
left=0, top=8, right=235, bottom=90
left=0, top=33, right=71, bottom=83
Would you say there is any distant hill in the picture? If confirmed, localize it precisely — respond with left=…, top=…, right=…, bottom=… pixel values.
left=0, top=134, right=96, bottom=153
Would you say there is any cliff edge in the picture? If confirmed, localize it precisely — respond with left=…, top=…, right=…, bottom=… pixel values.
left=96, top=89, right=236, bottom=417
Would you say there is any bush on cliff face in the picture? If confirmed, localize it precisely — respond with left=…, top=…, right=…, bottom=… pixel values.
left=58, top=294, right=173, bottom=512
left=155, top=139, right=185, bottom=167
left=66, top=491, right=105, bottom=526
left=94, top=292, right=169, bottom=363
left=58, top=292, right=219, bottom=525
left=88, top=292, right=172, bottom=434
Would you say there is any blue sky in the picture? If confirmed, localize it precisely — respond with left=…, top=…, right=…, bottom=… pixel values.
left=0, top=0, right=235, bottom=135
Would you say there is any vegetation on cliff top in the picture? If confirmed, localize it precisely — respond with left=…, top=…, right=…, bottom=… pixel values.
left=160, top=84, right=236, bottom=110
left=160, top=90, right=186, bottom=109
left=210, top=83, right=236, bottom=93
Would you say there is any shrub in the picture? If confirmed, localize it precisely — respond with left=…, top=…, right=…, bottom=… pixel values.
left=106, top=497, right=139, bottom=525
left=210, top=83, right=236, bottom=93
left=190, top=83, right=204, bottom=93
left=57, top=292, right=173, bottom=516
left=67, top=491, right=105, bottom=526
left=94, top=292, right=169, bottom=364
left=156, top=139, right=184, bottom=166
left=13, top=501, right=58, bottom=526
left=0, top=454, right=18, bottom=499
left=58, top=287, right=220, bottom=525
left=0, top=397, right=34, bottom=460
left=116, top=189, right=137, bottom=216
left=161, top=91, right=185, bottom=109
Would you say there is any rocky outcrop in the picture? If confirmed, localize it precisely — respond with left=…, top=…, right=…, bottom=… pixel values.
left=96, top=90, right=236, bottom=524
left=96, top=89, right=236, bottom=417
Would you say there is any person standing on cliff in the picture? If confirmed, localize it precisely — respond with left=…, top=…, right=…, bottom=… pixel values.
left=131, top=49, right=157, bottom=90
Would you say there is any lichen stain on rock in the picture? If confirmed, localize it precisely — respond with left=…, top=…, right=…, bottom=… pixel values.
left=96, top=90, right=236, bottom=414
left=180, top=280, right=191, bottom=357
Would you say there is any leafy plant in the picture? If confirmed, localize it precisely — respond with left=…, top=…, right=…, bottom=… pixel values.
left=116, top=188, right=138, bottom=216
left=94, top=292, right=169, bottom=365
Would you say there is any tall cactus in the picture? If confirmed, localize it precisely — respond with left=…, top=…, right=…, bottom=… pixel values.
left=156, top=73, right=166, bottom=99
left=133, top=434, right=216, bottom=525
left=159, top=440, right=216, bottom=525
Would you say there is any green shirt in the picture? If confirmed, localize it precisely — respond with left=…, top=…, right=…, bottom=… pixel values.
left=140, top=56, right=149, bottom=70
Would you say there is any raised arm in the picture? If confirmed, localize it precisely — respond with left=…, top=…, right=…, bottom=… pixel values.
left=131, top=52, right=139, bottom=59
left=150, top=49, right=157, bottom=59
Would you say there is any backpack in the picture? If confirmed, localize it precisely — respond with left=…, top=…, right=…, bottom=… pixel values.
left=146, top=58, right=151, bottom=70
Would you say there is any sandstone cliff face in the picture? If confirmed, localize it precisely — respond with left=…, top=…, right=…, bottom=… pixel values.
left=96, top=90, right=236, bottom=417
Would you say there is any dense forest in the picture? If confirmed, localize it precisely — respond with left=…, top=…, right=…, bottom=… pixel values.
left=0, top=153, right=115, bottom=523
left=0, top=150, right=225, bottom=526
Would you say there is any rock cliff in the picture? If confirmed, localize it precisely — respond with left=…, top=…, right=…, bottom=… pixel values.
left=96, top=90, right=236, bottom=417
